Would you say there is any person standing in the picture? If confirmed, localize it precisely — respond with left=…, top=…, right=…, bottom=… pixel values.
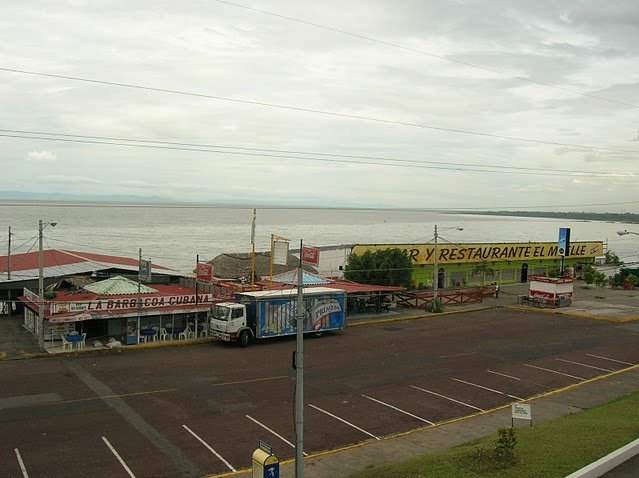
left=494, top=283, right=500, bottom=298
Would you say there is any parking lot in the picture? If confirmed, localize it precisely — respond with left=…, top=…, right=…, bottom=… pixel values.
left=1, top=307, right=638, bottom=478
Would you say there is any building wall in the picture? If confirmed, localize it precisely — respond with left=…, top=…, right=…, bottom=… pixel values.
left=351, top=241, right=603, bottom=289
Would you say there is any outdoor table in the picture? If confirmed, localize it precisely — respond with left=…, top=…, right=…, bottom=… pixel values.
left=65, top=334, right=84, bottom=349
left=140, top=328, right=157, bottom=342
left=165, top=326, right=183, bottom=338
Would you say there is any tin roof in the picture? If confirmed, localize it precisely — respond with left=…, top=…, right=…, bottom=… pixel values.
left=84, top=276, right=158, bottom=295
left=270, top=269, right=331, bottom=286
left=0, top=249, right=175, bottom=283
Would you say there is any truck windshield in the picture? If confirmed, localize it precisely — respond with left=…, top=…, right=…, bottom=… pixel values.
left=211, top=306, right=231, bottom=321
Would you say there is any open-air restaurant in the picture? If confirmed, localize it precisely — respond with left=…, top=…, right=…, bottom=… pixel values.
left=19, top=276, right=218, bottom=353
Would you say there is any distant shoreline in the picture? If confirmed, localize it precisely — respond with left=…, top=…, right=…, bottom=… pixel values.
left=454, top=210, right=639, bottom=224
left=0, top=198, right=637, bottom=222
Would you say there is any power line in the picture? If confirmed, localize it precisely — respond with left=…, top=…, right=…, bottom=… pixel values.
left=2, top=128, right=634, bottom=176
left=1, top=131, right=635, bottom=178
left=213, top=0, right=637, bottom=109
left=2, top=67, right=638, bottom=154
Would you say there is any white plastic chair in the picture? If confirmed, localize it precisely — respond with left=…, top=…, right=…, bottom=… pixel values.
left=60, top=335, right=72, bottom=351
left=77, top=333, right=87, bottom=350
left=178, top=326, right=192, bottom=340
left=151, top=326, right=159, bottom=342
left=159, top=327, right=170, bottom=341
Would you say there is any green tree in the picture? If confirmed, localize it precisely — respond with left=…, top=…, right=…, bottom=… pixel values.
left=582, top=264, right=596, bottom=287
left=344, top=248, right=413, bottom=288
left=593, top=271, right=608, bottom=289
left=604, top=251, right=623, bottom=266
left=626, top=274, right=639, bottom=289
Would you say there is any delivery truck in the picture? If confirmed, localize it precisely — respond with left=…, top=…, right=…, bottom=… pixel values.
left=209, top=287, right=346, bottom=347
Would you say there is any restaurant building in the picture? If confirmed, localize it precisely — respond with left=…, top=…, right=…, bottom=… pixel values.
left=19, top=275, right=217, bottom=348
left=352, top=240, right=604, bottom=289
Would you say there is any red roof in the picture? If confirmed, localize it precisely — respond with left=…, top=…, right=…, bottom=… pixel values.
left=1, top=249, right=174, bottom=282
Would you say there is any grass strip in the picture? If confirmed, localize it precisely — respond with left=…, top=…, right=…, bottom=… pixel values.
left=349, top=391, right=639, bottom=478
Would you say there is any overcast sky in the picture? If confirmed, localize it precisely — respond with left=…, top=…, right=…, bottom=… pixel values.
left=1, top=0, right=638, bottom=211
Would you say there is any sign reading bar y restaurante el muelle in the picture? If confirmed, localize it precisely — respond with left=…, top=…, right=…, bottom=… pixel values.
left=352, top=241, right=604, bottom=265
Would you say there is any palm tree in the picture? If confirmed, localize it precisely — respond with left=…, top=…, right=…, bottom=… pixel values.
left=471, top=261, right=496, bottom=288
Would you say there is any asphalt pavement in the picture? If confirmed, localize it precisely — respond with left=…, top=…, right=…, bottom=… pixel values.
left=1, top=281, right=638, bottom=478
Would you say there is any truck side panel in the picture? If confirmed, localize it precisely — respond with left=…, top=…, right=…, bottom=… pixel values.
left=254, top=292, right=345, bottom=338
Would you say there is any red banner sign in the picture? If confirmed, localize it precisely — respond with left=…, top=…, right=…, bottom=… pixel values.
left=196, top=263, right=213, bottom=282
left=301, top=246, right=320, bottom=266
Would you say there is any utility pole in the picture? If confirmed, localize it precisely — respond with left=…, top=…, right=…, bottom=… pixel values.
left=6, top=226, right=12, bottom=314
left=7, top=226, right=11, bottom=280
left=433, top=225, right=439, bottom=308
left=295, top=239, right=304, bottom=478
left=37, top=220, right=57, bottom=351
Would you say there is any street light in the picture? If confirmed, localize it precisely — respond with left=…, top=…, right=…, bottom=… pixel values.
left=38, top=220, right=57, bottom=351
left=433, top=225, right=463, bottom=308
left=617, top=230, right=639, bottom=236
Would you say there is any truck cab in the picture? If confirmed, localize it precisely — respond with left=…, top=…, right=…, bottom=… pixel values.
left=209, top=302, right=252, bottom=346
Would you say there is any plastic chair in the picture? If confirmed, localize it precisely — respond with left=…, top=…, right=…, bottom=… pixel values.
left=178, top=326, right=192, bottom=340
left=159, top=327, right=170, bottom=341
left=60, top=335, right=72, bottom=351
left=151, top=326, right=159, bottom=342
left=77, top=333, right=87, bottom=349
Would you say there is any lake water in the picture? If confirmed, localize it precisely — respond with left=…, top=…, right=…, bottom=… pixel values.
left=1, top=201, right=636, bottom=273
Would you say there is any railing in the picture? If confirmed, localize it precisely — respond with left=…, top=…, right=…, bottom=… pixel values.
left=395, top=288, right=487, bottom=309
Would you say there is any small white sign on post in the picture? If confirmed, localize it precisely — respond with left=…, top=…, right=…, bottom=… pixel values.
left=511, top=402, right=532, bottom=427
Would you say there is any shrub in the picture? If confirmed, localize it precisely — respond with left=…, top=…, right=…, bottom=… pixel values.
left=465, top=427, right=518, bottom=472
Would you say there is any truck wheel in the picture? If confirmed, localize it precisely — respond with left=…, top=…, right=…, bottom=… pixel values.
left=239, top=330, right=250, bottom=347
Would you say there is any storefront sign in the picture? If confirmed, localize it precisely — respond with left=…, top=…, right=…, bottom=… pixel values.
left=196, top=263, right=213, bottom=282
left=50, top=293, right=215, bottom=314
left=301, top=246, right=320, bottom=266
left=353, top=241, right=603, bottom=265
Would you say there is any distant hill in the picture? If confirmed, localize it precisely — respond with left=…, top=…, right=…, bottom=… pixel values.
left=457, top=210, right=639, bottom=224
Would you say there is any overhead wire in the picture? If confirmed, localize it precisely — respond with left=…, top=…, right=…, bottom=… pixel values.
left=1, top=68, right=638, bottom=155
left=0, top=131, right=635, bottom=178
left=1, top=128, right=635, bottom=177
left=212, top=0, right=637, bottom=109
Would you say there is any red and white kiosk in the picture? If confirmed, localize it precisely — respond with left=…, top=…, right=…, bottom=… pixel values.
left=527, top=276, right=574, bottom=307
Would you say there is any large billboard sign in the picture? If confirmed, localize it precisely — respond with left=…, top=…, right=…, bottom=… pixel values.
left=352, top=241, right=603, bottom=266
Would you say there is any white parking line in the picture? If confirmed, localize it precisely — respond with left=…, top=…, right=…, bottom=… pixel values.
left=555, top=358, right=614, bottom=373
left=182, top=425, right=236, bottom=472
left=586, top=354, right=635, bottom=366
left=14, top=449, right=30, bottom=478
left=487, top=370, right=521, bottom=381
left=411, top=386, right=484, bottom=412
left=102, top=436, right=136, bottom=478
left=361, top=394, right=434, bottom=425
left=524, top=364, right=585, bottom=381
left=452, top=378, right=524, bottom=401
left=246, top=415, right=307, bottom=455
left=309, top=404, right=380, bottom=441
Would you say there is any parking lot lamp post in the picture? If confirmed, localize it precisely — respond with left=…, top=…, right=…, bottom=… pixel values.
left=38, top=220, right=56, bottom=351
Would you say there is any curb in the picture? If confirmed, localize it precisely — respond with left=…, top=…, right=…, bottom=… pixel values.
left=503, top=305, right=639, bottom=323
left=347, top=305, right=496, bottom=327
left=0, top=337, right=215, bottom=361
